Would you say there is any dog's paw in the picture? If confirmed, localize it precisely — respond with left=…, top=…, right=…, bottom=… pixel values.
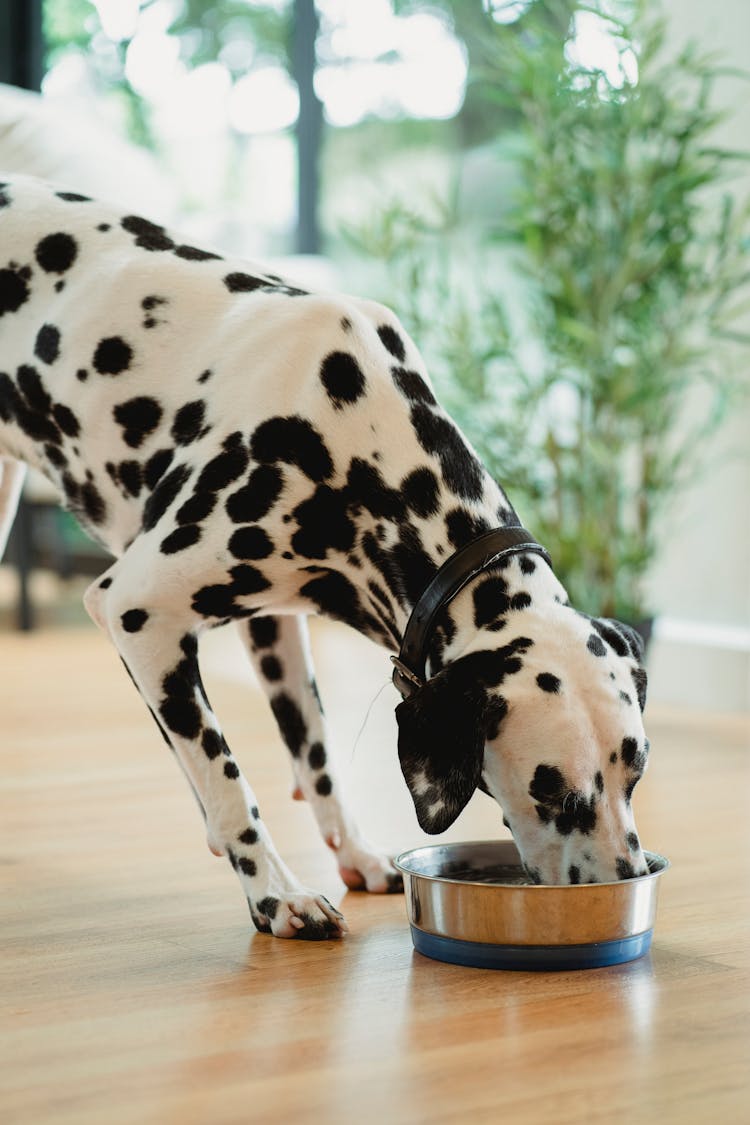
left=327, top=835, right=404, bottom=895
left=249, top=891, right=348, bottom=940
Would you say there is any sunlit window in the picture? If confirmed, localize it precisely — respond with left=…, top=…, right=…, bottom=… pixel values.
left=315, top=4, right=467, bottom=126
left=565, top=9, right=639, bottom=88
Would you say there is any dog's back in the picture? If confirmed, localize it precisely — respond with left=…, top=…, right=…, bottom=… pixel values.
left=1, top=174, right=464, bottom=559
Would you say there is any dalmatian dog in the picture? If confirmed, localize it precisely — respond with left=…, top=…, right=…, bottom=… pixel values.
left=0, top=175, right=651, bottom=940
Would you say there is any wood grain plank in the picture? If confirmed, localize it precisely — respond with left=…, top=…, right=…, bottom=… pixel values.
left=1, top=623, right=749, bottom=1124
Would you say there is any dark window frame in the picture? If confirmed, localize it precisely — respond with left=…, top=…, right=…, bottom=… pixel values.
left=0, top=0, right=44, bottom=91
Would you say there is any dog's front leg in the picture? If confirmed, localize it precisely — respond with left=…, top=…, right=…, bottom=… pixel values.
left=84, top=567, right=347, bottom=939
left=239, top=615, right=402, bottom=894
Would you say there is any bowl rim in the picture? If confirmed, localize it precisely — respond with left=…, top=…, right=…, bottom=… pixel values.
left=394, top=839, right=670, bottom=890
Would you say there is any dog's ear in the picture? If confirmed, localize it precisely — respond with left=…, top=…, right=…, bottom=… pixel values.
left=604, top=618, right=645, bottom=664
left=395, top=661, right=505, bottom=834
left=595, top=617, right=648, bottom=711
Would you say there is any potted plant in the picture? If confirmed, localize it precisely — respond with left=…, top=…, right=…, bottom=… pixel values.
left=351, top=0, right=750, bottom=632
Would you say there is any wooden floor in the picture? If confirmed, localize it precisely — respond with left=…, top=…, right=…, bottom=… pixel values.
left=1, top=619, right=749, bottom=1125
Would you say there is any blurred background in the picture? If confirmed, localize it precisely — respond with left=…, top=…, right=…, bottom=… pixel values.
left=1, top=0, right=748, bottom=711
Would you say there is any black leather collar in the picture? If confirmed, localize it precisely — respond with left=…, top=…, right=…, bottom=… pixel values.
left=391, top=526, right=552, bottom=699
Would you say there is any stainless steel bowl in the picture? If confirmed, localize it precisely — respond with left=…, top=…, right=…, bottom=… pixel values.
left=394, top=840, right=670, bottom=970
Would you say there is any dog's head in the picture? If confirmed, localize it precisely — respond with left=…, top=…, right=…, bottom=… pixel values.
left=395, top=609, right=650, bottom=884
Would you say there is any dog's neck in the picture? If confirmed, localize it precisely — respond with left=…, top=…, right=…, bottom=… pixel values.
left=306, top=475, right=565, bottom=673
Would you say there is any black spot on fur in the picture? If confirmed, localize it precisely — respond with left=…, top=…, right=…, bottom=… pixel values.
left=555, top=793, right=598, bottom=837
left=529, top=764, right=566, bottom=804
left=255, top=895, right=278, bottom=920
left=121, top=609, right=149, bottom=633
left=121, top=215, right=175, bottom=252
left=192, top=578, right=261, bottom=621
left=260, top=655, right=283, bottom=681
left=620, top=737, right=639, bottom=768
left=445, top=508, right=491, bottom=548
left=34, top=324, right=61, bottom=364
left=196, top=441, right=249, bottom=493
left=308, top=742, right=326, bottom=769
left=174, top=243, right=221, bottom=262
left=392, top=367, right=436, bottom=405
left=229, top=525, right=274, bottom=560
left=225, top=465, right=284, bottom=523
left=44, top=443, right=67, bottom=469
left=568, top=865, right=581, bottom=884
left=238, top=827, right=258, bottom=845
left=270, top=692, right=307, bottom=758
left=616, top=856, right=636, bottom=880
left=248, top=617, right=278, bottom=649
left=626, top=831, right=640, bottom=852
left=315, top=774, right=333, bottom=796
left=158, top=637, right=205, bottom=739
left=224, top=761, right=240, bottom=780
left=81, top=480, right=106, bottom=525
left=15, top=364, right=51, bottom=412
left=320, top=351, right=366, bottom=409
left=536, top=672, right=561, bottom=694
left=251, top=416, right=333, bottom=483
left=144, top=448, right=174, bottom=490
left=587, top=633, right=607, bottom=657
left=473, top=576, right=510, bottom=629
left=292, top=485, right=355, bottom=560
left=347, top=458, right=404, bottom=520
left=76, top=368, right=88, bottom=382
left=143, top=464, right=192, bottom=530
left=1, top=366, right=62, bottom=444
left=228, top=563, right=271, bottom=595
left=113, top=396, right=162, bottom=448
left=202, top=729, right=227, bottom=760
left=93, top=336, right=133, bottom=375
left=141, top=295, right=165, bottom=311
left=56, top=191, right=91, bottom=202
left=595, top=770, right=604, bottom=794
left=0, top=266, right=31, bottom=316
left=35, top=232, right=78, bottom=273
left=171, top=400, right=206, bottom=445
left=171, top=494, right=213, bottom=530
left=300, top=570, right=371, bottom=634
left=52, top=403, right=80, bottom=437
left=224, top=271, right=264, bottom=292
left=377, top=324, right=406, bottom=362
left=401, top=467, right=439, bottom=518
left=161, top=524, right=201, bottom=554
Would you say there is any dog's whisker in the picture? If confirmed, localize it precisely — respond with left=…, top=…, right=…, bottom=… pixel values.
left=351, top=679, right=393, bottom=760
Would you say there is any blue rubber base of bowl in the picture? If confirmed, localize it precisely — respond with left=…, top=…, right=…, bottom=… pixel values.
left=410, top=926, right=653, bottom=971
